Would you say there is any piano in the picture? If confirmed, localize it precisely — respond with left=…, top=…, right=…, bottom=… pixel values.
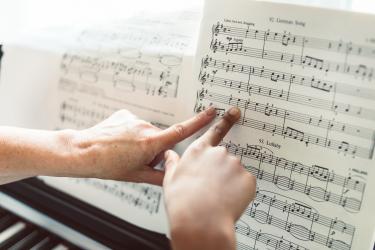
left=0, top=203, right=81, bottom=250
left=0, top=178, right=170, bottom=250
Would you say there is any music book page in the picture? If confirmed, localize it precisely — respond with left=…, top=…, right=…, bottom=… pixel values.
left=0, top=8, right=201, bottom=234
left=192, top=0, right=375, bottom=249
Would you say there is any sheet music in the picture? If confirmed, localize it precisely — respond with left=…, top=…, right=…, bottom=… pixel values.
left=0, top=8, right=202, bottom=234
left=191, top=0, right=375, bottom=249
left=58, top=17, right=193, bottom=100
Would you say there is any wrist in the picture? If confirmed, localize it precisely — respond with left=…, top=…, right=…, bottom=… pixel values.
left=169, top=209, right=236, bottom=250
left=50, top=129, right=89, bottom=177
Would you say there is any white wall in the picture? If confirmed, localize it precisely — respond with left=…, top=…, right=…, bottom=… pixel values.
left=0, top=0, right=374, bottom=43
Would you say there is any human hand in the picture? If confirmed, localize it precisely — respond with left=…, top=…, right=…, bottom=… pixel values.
left=163, top=107, right=256, bottom=250
left=65, top=108, right=217, bottom=185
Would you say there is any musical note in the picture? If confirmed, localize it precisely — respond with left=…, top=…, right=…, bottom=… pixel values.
left=197, top=90, right=374, bottom=159
left=221, top=141, right=365, bottom=212
left=250, top=191, right=355, bottom=235
left=235, top=222, right=309, bottom=250
left=203, top=56, right=375, bottom=100
left=302, top=55, right=328, bottom=72
left=284, top=127, right=305, bottom=142
left=210, top=75, right=374, bottom=120
left=61, top=53, right=180, bottom=98
left=246, top=195, right=353, bottom=249
left=213, top=22, right=375, bottom=61
left=210, top=39, right=373, bottom=78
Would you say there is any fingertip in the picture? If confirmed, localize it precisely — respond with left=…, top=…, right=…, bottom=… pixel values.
left=153, top=108, right=216, bottom=151
left=198, top=107, right=241, bottom=146
left=164, top=150, right=179, bottom=171
left=196, top=106, right=216, bottom=125
left=164, top=150, right=174, bottom=159
left=228, top=107, right=241, bottom=121
left=205, top=106, right=216, bottom=117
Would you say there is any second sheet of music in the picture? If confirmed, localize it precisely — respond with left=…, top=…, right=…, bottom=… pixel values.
left=192, top=0, right=375, bottom=249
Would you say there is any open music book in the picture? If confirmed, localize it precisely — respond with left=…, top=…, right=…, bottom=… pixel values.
left=0, top=0, right=374, bottom=249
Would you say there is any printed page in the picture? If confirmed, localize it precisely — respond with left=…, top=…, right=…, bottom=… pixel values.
left=0, top=8, right=202, bottom=234
left=193, top=0, right=375, bottom=249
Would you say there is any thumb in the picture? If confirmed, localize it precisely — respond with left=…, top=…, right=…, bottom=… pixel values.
left=164, top=150, right=180, bottom=172
left=136, top=168, right=165, bottom=186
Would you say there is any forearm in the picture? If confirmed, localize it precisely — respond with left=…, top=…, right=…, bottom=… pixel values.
left=0, top=127, right=79, bottom=184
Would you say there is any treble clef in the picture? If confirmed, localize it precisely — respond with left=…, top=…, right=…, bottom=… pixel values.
left=198, top=88, right=207, bottom=100
left=212, top=22, right=222, bottom=36
left=199, top=70, right=208, bottom=84
left=210, top=38, right=219, bottom=53
left=201, top=55, right=210, bottom=68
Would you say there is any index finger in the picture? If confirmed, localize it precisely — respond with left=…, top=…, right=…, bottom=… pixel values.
left=151, top=106, right=217, bottom=150
left=198, top=107, right=241, bottom=146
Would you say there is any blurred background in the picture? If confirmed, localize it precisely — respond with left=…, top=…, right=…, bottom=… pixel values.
left=0, top=0, right=374, bottom=42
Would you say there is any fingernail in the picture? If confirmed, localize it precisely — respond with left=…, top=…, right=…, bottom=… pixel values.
left=206, top=106, right=216, bottom=116
left=229, top=107, right=240, bottom=116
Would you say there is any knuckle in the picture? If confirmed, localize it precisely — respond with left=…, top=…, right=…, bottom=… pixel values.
left=173, top=124, right=185, bottom=138
left=139, top=136, right=154, bottom=154
left=212, top=124, right=224, bottom=136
